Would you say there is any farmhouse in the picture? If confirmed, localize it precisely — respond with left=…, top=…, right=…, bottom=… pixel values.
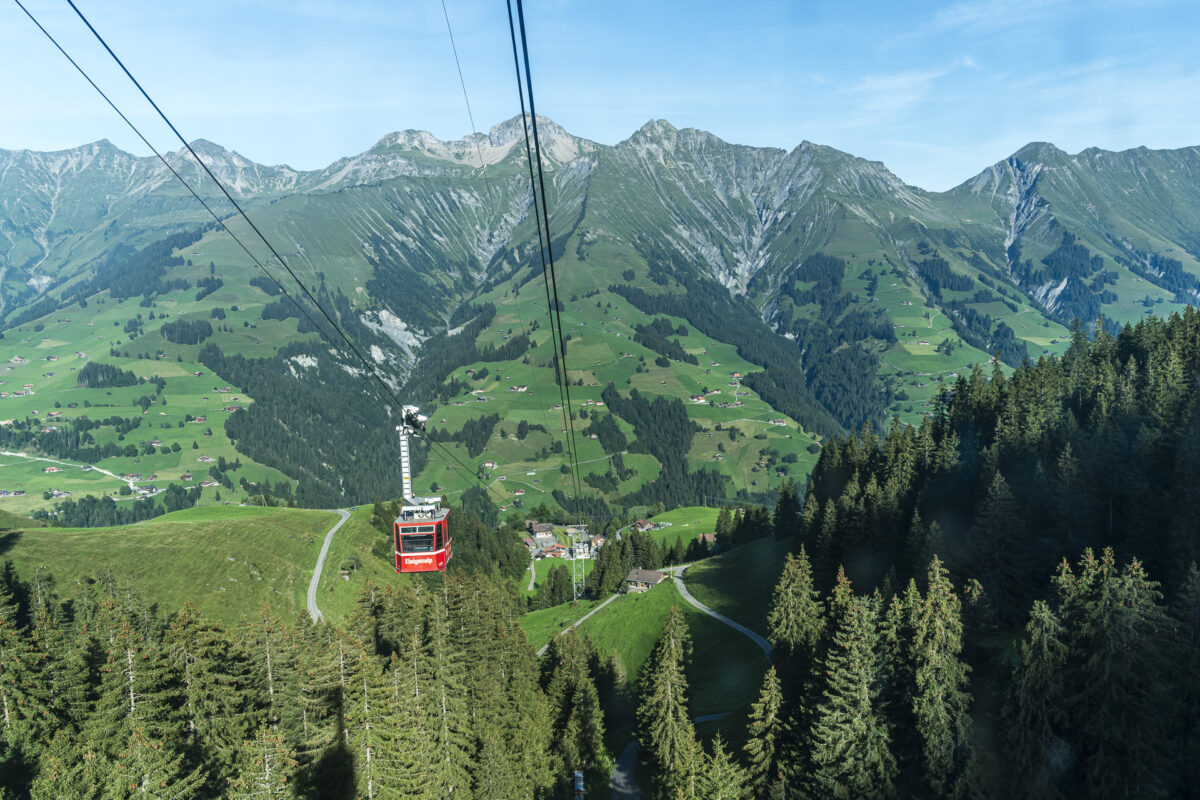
left=625, top=568, right=667, bottom=593
left=42, top=466, right=62, bottom=473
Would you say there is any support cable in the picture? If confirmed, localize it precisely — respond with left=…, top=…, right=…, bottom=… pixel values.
left=18, top=0, right=503, bottom=504
left=505, top=0, right=584, bottom=507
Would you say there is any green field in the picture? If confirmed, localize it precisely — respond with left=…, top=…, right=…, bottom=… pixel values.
left=0, top=504, right=395, bottom=625
left=0, top=286, right=298, bottom=515
left=519, top=597, right=606, bottom=651
left=642, top=505, right=721, bottom=547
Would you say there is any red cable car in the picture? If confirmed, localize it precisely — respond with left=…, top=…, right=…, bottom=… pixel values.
left=394, top=502, right=451, bottom=572
left=394, top=405, right=452, bottom=574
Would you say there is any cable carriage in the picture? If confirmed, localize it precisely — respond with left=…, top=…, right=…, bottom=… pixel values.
left=394, top=405, right=452, bottom=573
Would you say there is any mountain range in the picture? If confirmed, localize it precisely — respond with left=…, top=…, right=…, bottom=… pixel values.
left=1, top=116, right=1198, bottom=512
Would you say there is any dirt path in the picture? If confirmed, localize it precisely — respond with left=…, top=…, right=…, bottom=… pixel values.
left=526, top=557, right=536, bottom=591
left=0, top=449, right=141, bottom=492
left=307, top=509, right=351, bottom=623
left=536, top=591, right=621, bottom=657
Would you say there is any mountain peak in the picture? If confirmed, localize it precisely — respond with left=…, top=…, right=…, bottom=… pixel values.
left=1011, top=141, right=1068, bottom=164
left=367, top=115, right=595, bottom=168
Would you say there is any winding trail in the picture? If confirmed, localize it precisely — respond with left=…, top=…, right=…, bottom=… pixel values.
left=307, top=509, right=351, bottom=623
left=666, top=564, right=772, bottom=655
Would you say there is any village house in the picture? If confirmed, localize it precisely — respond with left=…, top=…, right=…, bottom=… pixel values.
left=522, top=537, right=537, bottom=552
left=541, top=543, right=568, bottom=559
left=625, top=568, right=667, bottom=593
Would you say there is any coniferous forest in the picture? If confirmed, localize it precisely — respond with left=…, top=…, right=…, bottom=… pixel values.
left=6, top=310, right=1200, bottom=799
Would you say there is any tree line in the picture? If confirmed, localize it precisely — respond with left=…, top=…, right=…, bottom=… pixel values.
left=0, top=565, right=614, bottom=799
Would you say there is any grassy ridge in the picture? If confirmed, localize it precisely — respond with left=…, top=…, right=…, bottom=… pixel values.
left=0, top=505, right=369, bottom=624
left=572, top=580, right=767, bottom=717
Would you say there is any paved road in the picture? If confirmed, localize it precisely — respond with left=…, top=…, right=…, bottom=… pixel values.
left=610, top=741, right=642, bottom=800
left=307, top=509, right=351, bottom=623
left=536, top=591, right=621, bottom=657
left=526, top=557, right=536, bottom=592
left=666, top=564, right=772, bottom=656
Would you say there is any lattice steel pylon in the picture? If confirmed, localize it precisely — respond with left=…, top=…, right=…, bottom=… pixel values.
left=568, top=523, right=589, bottom=601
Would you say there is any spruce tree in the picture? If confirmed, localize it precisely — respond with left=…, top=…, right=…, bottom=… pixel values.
left=1053, top=549, right=1173, bottom=799
left=911, top=558, right=975, bottom=799
left=806, top=594, right=896, bottom=799
left=229, top=726, right=298, bottom=800
left=773, top=479, right=799, bottom=539
left=1006, top=600, right=1068, bottom=799
left=637, top=606, right=700, bottom=800
left=766, top=549, right=823, bottom=658
left=165, top=605, right=257, bottom=792
left=0, top=574, right=53, bottom=761
left=743, top=666, right=783, bottom=799
left=421, top=592, right=474, bottom=799
left=28, top=728, right=110, bottom=800
left=699, top=734, right=749, bottom=800
left=107, top=725, right=205, bottom=800
left=545, top=632, right=606, bottom=771
left=1171, top=564, right=1200, bottom=798
left=966, top=472, right=1033, bottom=623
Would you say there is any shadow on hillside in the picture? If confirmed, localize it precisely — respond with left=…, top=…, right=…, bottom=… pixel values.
left=0, top=531, right=22, bottom=557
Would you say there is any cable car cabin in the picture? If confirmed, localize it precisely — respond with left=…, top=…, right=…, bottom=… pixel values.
left=394, top=502, right=451, bottom=573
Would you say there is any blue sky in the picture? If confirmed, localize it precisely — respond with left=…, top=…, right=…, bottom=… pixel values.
left=2, top=0, right=1198, bottom=190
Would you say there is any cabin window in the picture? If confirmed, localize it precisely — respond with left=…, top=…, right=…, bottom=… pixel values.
left=435, top=523, right=443, bottom=551
left=402, top=533, right=435, bottom=553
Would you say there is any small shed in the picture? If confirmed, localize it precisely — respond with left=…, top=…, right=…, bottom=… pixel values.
left=625, top=568, right=667, bottom=593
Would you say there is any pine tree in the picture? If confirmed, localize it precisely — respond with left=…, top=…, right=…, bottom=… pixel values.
left=637, top=606, right=700, bottom=800
left=743, top=666, right=783, bottom=799
left=807, top=594, right=896, bottom=799
left=911, top=558, right=975, bottom=799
